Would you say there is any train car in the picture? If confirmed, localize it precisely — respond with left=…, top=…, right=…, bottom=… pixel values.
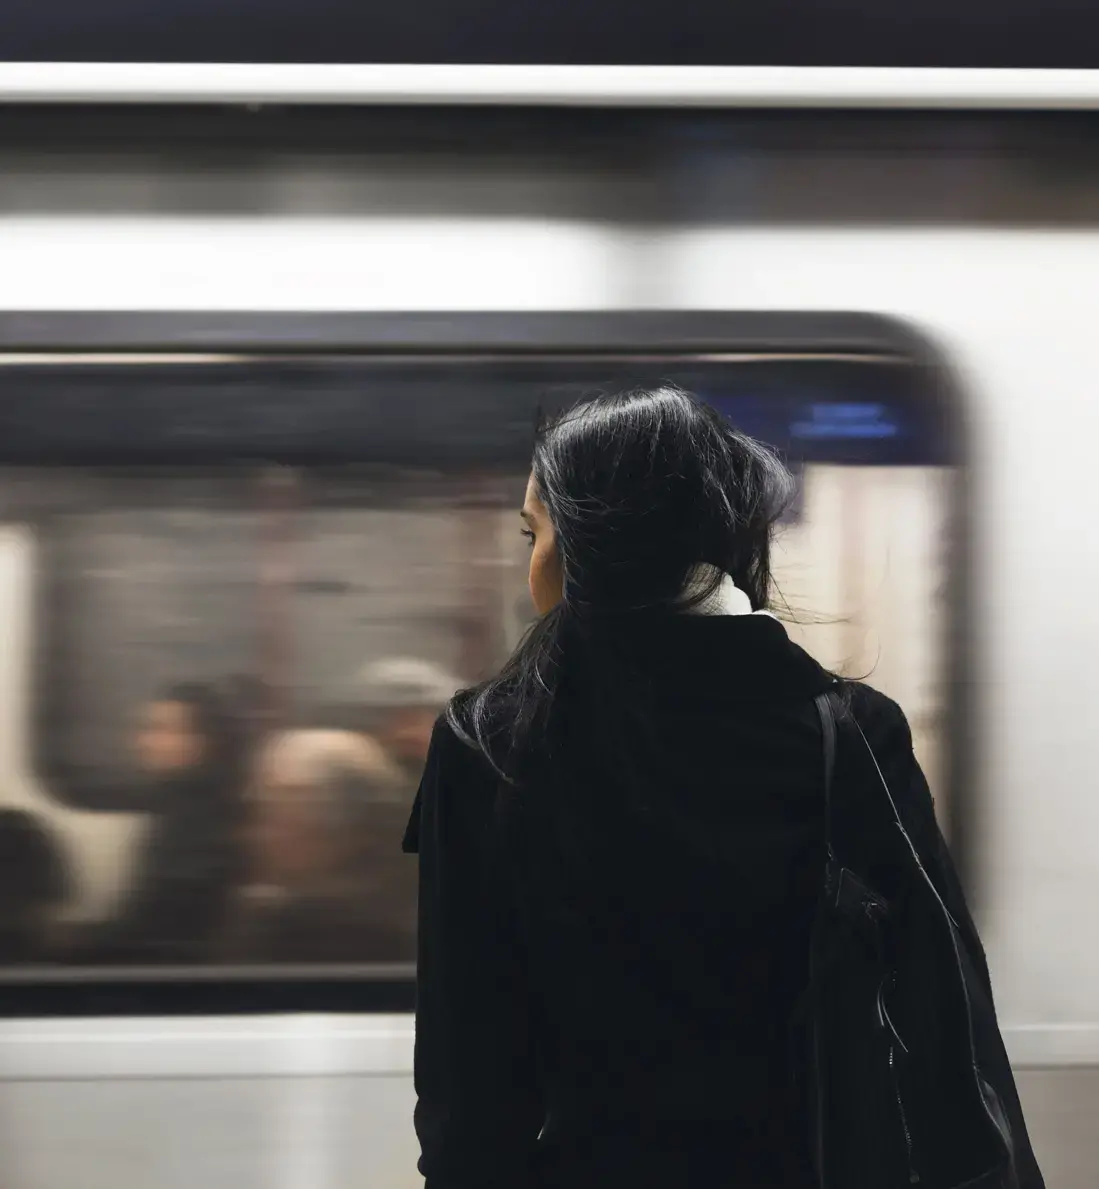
left=0, top=69, right=1094, bottom=1188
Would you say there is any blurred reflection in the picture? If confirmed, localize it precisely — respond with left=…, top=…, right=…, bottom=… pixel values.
left=0, top=809, right=69, bottom=964
left=225, top=729, right=414, bottom=963
left=66, top=683, right=247, bottom=963
left=0, top=452, right=949, bottom=974
left=220, top=673, right=277, bottom=759
left=358, top=657, right=463, bottom=796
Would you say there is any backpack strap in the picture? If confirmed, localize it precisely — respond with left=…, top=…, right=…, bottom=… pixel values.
left=806, top=690, right=894, bottom=1189
left=815, top=689, right=838, bottom=865
left=814, top=690, right=890, bottom=934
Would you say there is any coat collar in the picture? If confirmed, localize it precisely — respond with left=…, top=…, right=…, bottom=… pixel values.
left=624, top=565, right=830, bottom=704
left=646, top=615, right=832, bottom=704
left=592, top=587, right=833, bottom=705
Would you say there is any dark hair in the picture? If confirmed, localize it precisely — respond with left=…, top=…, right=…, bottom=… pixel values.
left=217, top=673, right=275, bottom=750
left=159, top=682, right=246, bottom=794
left=448, top=386, right=794, bottom=784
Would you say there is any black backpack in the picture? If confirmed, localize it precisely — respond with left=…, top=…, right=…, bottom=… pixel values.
left=802, top=689, right=1044, bottom=1189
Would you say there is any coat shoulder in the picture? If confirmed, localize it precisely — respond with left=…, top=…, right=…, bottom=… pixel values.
left=843, top=680, right=915, bottom=749
left=402, top=713, right=500, bottom=854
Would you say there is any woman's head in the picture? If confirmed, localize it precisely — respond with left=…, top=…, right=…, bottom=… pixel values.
left=453, top=386, right=794, bottom=780
left=135, top=683, right=236, bottom=779
left=522, top=386, right=793, bottom=617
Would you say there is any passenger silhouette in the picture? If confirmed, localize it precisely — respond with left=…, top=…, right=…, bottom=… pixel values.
left=404, top=387, right=1043, bottom=1189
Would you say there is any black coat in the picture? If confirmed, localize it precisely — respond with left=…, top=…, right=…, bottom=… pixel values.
left=83, top=766, right=242, bottom=963
left=404, top=614, right=1041, bottom=1189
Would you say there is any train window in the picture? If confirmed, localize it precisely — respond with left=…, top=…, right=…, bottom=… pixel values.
left=0, top=315, right=961, bottom=1010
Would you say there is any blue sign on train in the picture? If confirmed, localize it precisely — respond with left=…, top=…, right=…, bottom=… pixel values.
left=790, top=403, right=899, bottom=441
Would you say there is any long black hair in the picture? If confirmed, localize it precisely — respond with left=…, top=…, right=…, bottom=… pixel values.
left=448, top=386, right=795, bottom=787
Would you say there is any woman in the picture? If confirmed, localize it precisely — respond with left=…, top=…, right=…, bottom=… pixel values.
left=86, top=682, right=246, bottom=962
left=404, top=388, right=1042, bottom=1189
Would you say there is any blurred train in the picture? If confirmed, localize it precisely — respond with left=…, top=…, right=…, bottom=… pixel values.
left=0, top=70, right=1095, bottom=1188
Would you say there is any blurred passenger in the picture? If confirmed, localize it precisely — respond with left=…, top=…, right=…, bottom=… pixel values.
left=358, top=657, right=462, bottom=795
left=82, top=683, right=246, bottom=963
left=225, top=728, right=415, bottom=964
left=0, top=809, right=70, bottom=964
left=404, top=388, right=1043, bottom=1189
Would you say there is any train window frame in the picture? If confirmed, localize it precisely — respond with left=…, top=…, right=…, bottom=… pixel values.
left=0, top=310, right=968, bottom=1017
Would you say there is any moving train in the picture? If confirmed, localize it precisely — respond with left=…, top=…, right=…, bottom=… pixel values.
left=0, top=68, right=1094, bottom=1189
